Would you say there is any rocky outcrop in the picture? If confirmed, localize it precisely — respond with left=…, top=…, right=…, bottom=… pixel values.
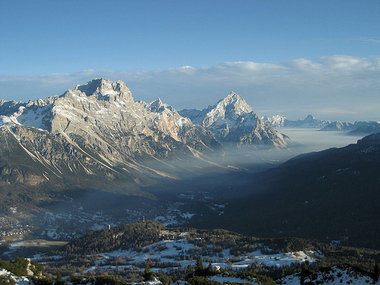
left=261, top=115, right=287, bottom=128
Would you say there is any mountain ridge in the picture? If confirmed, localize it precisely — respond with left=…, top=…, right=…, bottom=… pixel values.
left=0, top=79, right=289, bottom=195
left=180, top=92, right=289, bottom=147
left=0, top=79, right=222, bottom=193
left=263, top=114, right=380, bottom=136
left=263, top=114, right=330, bottom=128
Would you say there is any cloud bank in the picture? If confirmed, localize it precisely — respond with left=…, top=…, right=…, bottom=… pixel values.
left=0, top=55, right=379, bottom=121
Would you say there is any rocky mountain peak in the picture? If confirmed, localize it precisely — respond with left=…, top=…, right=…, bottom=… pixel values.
left=180, top=92, right=289, bottom=147
left=202, top=92, right=255, bottom=128
left=148, top=98, right=175, bottom=113
left=304, top=114, right=316, bottom=121
left=215, top=92, right=253, bottom=116
left=73, top=78, right=133, bottom=102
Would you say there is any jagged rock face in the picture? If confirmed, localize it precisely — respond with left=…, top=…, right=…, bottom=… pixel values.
left=180, top=92, right=288, bottom=147
left=0, top=100, right=26, bottom=116
left=0, top=79, right=220, bottom=189
left=0, top=166, right=45, bottom=186
left=262, top=115, right=287, bottom=128
left=75, top=79, right=133, bottom=102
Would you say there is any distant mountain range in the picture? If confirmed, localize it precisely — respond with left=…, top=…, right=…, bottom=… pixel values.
left=0, top=79, right=286, bottom=194
left=321, top=120, right=380, bottom=135
left=262, top=114, right=329, bottom=128
left=263, top=114, right=380, bottom=135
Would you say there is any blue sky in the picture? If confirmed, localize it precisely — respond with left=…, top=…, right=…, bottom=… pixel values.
left=0, top=0, right=379, bottom=120
left=1, top=0, right=379, bottom=74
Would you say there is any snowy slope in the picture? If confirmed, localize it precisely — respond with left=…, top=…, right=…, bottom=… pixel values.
left=278, top=266, right=378, bottom=285
left=73, top=232, right=317, bottom=274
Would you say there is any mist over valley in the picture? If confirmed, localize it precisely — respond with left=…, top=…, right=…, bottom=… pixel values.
left=0, top=79, right=375, bottom=250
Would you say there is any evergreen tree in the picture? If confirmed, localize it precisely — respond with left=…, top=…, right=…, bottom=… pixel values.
left=186, top=265, right=194, bottom=278
left=206, top=262, right=213, bottom=276
left=195, top=256, right=204, bottom=276
left=55, top=272, right=64, bottom=285
left=143, top=262, right=154, bottom=281
left=374, top=263, right=379, bottom=283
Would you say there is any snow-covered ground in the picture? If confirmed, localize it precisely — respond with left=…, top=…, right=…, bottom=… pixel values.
left=1, top=230, right=376, bottom=285
left=213, top=249, right=317, bottom=270
left=278, top=266, right=378, bottom=285
left=0, top=268, right=31, bottom=285
left=76, top=232, right=318, bottom=274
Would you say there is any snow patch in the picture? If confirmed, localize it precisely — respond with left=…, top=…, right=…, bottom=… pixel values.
left=278, top=266, right=377, bottom=285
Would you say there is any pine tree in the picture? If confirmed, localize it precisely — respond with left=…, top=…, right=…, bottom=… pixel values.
left=56, top=272, right=64, bottom=285
left=56, top=272, right=62, bottom=281
left=374, top=263, right=379, bottom=283
left=143, top=262, right=154, bottom=281
left=195, top=256, right=204, bottom=276
left=206, top=262, right=213, bottom=276
left=186, top=265, right=194, bottom=278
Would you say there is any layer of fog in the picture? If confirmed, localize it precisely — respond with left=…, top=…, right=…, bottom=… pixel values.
left=50, top=129, right=364, bottom=203
left=280, top=128, right=363, bottom=153
left=33, top=129, right=365, bottom=235
left=142, top=129, right=365, bottom=196
left=189, top=128, right=363, bottom=173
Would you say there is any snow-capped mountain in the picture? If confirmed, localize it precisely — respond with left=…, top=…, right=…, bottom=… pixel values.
left=180, top=92, right=289, bottom=147
left=321, top=120, right=380, bottom=135
left=285, top=114, right=329, bottom=128
left=261, top=114, right=287, bottom=128
left=263, top=113, right=380, bottom=136
left=0, top=79, right=220, bottom=189
left=320, top=121, right=354, bottom=131
left=263, top=114, right=330, bottom=128
left=349, top=121, right=380, bottom=135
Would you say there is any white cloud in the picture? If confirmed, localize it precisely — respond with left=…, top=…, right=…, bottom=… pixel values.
left=354, top=37, right=380, bottom=44
left=319, top=55, right=374, bottom=71
left=0, top=56, right=379, bottom=121
left=284, top=58, right=322, bottom=71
